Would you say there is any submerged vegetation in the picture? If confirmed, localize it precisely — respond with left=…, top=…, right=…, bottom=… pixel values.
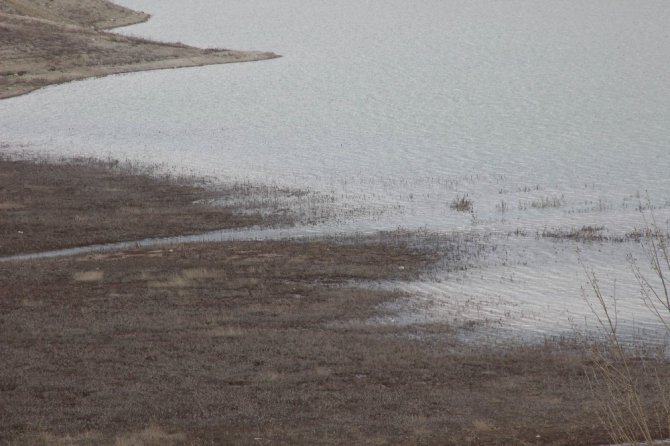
left=450, top=194, right=473, bottom=212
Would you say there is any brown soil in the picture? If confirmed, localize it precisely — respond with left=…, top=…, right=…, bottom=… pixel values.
left=0, top=157, right=267, bottom=256
left=1, top=158, right=670, bottom=445
left=0, top=0, right=278, bottom=99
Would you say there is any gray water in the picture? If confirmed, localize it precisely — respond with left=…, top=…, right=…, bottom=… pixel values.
left=2, top=0, right=670, bottom=342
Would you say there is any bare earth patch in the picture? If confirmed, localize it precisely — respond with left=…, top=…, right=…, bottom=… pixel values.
left=72, top=270, right=104, bottom=282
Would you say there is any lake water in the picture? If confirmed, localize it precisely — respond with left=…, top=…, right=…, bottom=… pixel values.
left=2, top=0, right=670, bottom=343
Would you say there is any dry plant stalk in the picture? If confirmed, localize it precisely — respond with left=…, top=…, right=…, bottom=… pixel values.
left=583, top=212, right=670, bottom=445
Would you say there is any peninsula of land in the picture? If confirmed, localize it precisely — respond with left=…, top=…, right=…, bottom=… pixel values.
left=0, top=0, right=278, bottom=99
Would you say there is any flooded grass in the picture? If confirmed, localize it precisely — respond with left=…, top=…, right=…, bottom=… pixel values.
left=450, top=194, right=474, bottom=212
left=3, top=156, right=670, bottom=444
left=0, top=154, right=334, bottom=256
left=518, top=194, right=566, bottom=210
left=539, top=225, right=607, bottom=242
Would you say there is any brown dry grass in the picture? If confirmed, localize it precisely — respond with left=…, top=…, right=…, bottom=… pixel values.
left=0, top=157, right=265, bottom=256
left=2, top=239, right=670, bottom=445
left=2, top=158, right=670, bottom=445
left=581, top=222, right=670, bottom=445
left=0, top=0, right=277, bottom=99
left=30, top=425, right=185, bottom=446
left=0, top=0, right=148, bottom=29
left=450, top=195, right=473, bottom=212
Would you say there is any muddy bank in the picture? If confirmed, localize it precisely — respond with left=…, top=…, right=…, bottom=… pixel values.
left=0, top=0, right=278, bottom=99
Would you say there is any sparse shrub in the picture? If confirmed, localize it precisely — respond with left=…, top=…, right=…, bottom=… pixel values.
left=583, top=214, right=670, bottom=445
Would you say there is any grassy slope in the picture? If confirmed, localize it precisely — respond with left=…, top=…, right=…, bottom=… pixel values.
left=0, top=0, right=150, bottom=29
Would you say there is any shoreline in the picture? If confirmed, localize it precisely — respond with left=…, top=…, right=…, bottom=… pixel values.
left=1, top=155, right=670, bottom=445
left=0, top=1, right=279, bottom=100
left=2, top=1, right=669, bottom=444
left=0, top=155, right=303, bottom=257
left=0, top=49, right=280, bottom=100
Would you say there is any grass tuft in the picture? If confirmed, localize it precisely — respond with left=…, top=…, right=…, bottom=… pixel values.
left=450, top=195, right=473, bottom=212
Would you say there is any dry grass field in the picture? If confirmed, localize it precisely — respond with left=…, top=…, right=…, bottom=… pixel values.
left=0, top=157, right=269, bottom=256
left=1, top=158, right=670, bottom=445
left=0, top=0, right=149, bottom=29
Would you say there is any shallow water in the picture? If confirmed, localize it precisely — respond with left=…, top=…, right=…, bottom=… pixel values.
left=2, top=0, right=670, bottom=342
